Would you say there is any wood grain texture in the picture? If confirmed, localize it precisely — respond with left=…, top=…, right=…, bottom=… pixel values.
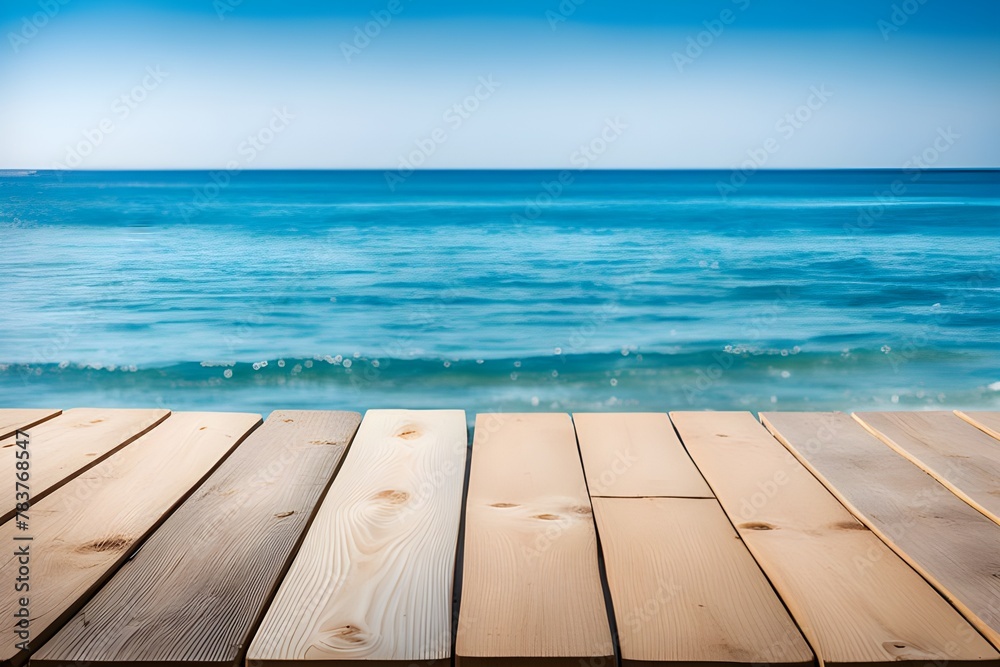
left=0, top=407, right=169, bottom=524
left=0, top=408, right=60, bottom=439
left=854, top=411, right=1000, bottom=526
left=672, top=411, right=998, bottom=667
left=0, top=411, right=261, bottom=667
left=955, top=411, right=1000, bottom=442
left=32, top=410, right=361, bottom=667
left=248, top=409, right=467, bottom=666
left=456, top=413, right=613, bottom=667
left=573, top=412, right=712, bottom=497
left=593, top=496, right=812, bottom=667
left=763, top=411, right=1000, bottom=651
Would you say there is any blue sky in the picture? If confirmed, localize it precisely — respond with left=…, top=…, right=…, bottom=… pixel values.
left=1, top=0, right=998, bottom=169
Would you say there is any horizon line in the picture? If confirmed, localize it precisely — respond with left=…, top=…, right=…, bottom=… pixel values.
left=4, top=167, right=1000, bottom=173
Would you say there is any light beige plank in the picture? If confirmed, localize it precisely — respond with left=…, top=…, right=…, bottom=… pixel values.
left=0, top=411, right=260, bottom=667
left=672, top=411, right=998, bottom=666
left=248, top=409, right=467, bottom=666
left=594, top=497, right=812, bottom=667
left=0, top=408, right=61, bottom=440
left=956, top=410, right=1000, bottom=442
left=0, top=407, right=170, bottom=524
left=854, top=411, right=1000, bottom=526
left=573, top=412, right=712, bottom=497
left=33, top=411, right=361, bottom=667
left=577, top=412, right=810, bottom=664
left=456, top=413, right=613, bottom=667
left=763, top=411, right=1000, bottom=651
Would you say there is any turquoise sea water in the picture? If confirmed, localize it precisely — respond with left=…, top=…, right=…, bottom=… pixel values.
left=1, top=169, right=998, bottom=417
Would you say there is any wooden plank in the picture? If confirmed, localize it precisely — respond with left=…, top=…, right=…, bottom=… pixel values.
left=248, top=409, right=468, bottom=666
left=577, top=413, right=809, bottom=665
left=32, top=410, right=361, bottom=667
left=671, top=411, right=999, bottom=666
left=0, top=408, right=61, bottom=440
left=955, top=410, right=1000, bottom=442
left=456, top=413, right=613, bottom=667
left=854, top=411, right=1000, bottom=526
left=0, top=407, right=170, bottom=524
left=0, top=411, right=261, bottom=667
left=593, top=497, right=812, bottom=667
left=573, top=412, right=712, bottom=497
left=763, top=411, right=1000, bottom=651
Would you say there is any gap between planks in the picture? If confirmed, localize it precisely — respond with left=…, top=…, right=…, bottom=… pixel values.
left=0, top=411, right=261, bottom=667
left=248, top=409, right=467, bottom=666
left=763, top=411, right=1000, bottom=652
left=0, top=408, right=170, bottom=525
left=954, top=410, right=1000, bottom=442
left=672, top=410, right=999, bottom=667
left=853, top=411, right=1000, bottom=528
left=0, top=408, right=61, bottom=440
left=574, top=412, right=812, bottom=666
left=32, top=410, right=362, bottom=667
left=456, top=413, right=614, bottom=667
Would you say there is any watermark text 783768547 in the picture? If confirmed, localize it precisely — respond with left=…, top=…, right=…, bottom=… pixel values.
left=12, top=429, right=32, bottom=653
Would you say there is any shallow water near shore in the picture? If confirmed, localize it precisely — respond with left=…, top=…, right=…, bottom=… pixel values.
left=2, top=169, right=998, bottom=417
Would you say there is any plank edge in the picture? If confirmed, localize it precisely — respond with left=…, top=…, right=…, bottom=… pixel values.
left=0, top=408, right=62, bottom=440
left=955, top=410, right=1000, bottom=442
left=762, top=412, right=1000, bottom=651
left=850, top=411, right=1000, bottom=529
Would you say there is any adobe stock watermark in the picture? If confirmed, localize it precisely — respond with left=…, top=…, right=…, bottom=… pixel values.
left=682, top=286, right=795, bottom=404
left=717, top=84, right=833, bottom=199
left=511, top=116, right=628, bottom=223
left=618, top=577, right=684, bottom=632
left=0, top=216, right=34, bottom=230
left=878, top=0, right=930, bottom=41
left=52, top=66, right=169, bottom=171
left=340, top=0, right=413, bottom=62
left=849, top=450, right=964, bottom=575
left=672, top=0, right=750, bottom=73
left=384, top=75, right=501, bottom=191
left=586, top=448, right=639, bottom=496
left=546, top=0, right=585, bottom=30
left=179, top=107, right=295, bottom=221
left=214, top=0, right=242, bottom=20
left=881, top=268, right=992, bottom=377
left=549, top=266, right=654, bottom=359
left=847, top=126, right=959, bottom=235
left=7, top=0, right=71, bottom=53
left=15, top=322, right=81, bottom=386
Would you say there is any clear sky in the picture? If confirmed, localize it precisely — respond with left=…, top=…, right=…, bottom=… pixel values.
left=1, top=0, right=998, bottom=169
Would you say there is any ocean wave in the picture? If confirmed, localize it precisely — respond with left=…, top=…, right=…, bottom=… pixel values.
left=0, top=347, right=976, bottom=383
left=3, top=348, right=997, bottom=415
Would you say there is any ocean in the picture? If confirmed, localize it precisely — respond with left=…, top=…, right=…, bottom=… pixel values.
left=1, top=169, right=998, bottom=419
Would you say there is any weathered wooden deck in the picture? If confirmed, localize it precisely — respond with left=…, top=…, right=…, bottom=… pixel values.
left=2, top=407, right=999, bottom=667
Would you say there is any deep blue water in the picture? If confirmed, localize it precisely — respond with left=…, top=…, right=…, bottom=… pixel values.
left=1, top=169, right=998, bottom=417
